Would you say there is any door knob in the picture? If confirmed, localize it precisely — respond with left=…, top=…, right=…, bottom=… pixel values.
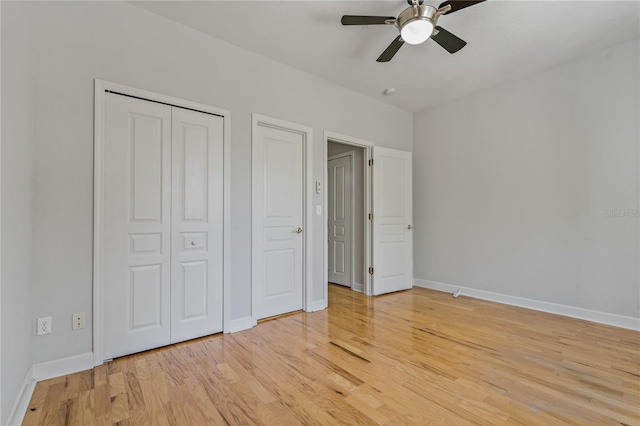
left=407, top=225, right=412, bottom=230
left=295, top=227, right=303, bottom=234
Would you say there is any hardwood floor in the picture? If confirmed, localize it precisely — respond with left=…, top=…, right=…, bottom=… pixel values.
left=24, top=285, right=640, bottom=425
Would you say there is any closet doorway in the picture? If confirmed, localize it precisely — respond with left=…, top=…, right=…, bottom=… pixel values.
left=94, top=81, right=230, bottom=364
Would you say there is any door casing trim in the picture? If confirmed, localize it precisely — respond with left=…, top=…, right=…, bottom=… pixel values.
left=93, top=80, right=231, bottom=366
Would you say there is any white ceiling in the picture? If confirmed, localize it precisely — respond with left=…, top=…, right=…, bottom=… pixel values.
left=131, top=0, right=640, bottom=112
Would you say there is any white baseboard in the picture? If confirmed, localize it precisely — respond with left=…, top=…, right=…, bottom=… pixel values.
left=310, top=299, right=327, bottom=312
left=228, top=316, right=253, bottom=333
left=32, top=352, right=94, bottom=382
left=5, top=366, right=35, bottom=426
left=352, top=282, right=364, bottom=293
left=414, top=279, right=640, bottom=331
left=6, top=352, right=94, bottom=425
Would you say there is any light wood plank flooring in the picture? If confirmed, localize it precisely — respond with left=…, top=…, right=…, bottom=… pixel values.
left=24, top=285, right=640, bottom=425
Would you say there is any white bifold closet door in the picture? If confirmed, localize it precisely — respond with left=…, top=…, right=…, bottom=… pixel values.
left=103, top=93, right=223, bottom=360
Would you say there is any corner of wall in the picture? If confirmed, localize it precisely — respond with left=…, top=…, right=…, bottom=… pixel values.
left=4, top=366, right=34, bottom=426
left=4, top=351, right=94, bottom=426
left=1, top=2, right=38, bottom=423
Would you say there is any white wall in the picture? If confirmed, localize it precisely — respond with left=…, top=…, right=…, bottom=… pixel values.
left=414, top=38, right=639, bottom=319
left=328, top=142, right=366, bottom=288
left=3, top=1, right=412, bottom=366
left=1, top=3, right=36, bottom=422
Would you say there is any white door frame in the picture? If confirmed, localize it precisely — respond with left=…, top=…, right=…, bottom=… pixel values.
left=323, top=131, right=373, bottom=296
left=327, top=150, right=355, bottom=288
left=93, top=80, right=231, bottom=366
left=251, top=114, right=313, bottom=324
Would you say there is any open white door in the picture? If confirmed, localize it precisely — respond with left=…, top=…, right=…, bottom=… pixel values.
left=371, top=147, right=413, bottom=295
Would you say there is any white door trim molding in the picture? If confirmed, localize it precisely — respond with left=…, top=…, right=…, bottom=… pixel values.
left=251, top=114, right=313, bottom=325
left=328, top=151, right=355, bottom=288
left=323, top=131, right=373, bottom=296
left=93, top=80, right=231, bottom=366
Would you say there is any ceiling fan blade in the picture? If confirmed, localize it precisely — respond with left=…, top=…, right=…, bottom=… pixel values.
left=341, top=15, right=395, bottom=25
left=437, top=0, right=486, bottom=15
left=431, top=26, right=467, bottom=54
left=377, top=36, right=405, bottom=62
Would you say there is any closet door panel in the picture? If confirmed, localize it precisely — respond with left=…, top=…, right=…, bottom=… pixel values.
left=103, top=93, right=172, bottom=360
left=171, top=107, right=224, bottom=343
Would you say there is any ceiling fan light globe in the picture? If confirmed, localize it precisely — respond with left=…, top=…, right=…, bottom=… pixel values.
left=400, top=19, right=434, bottom=45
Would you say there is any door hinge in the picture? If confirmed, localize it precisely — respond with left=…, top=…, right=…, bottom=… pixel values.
left=368, top=213, right=373, bottom=221
left=368, top=159, right=373, bottom=166
left=368, top=267, right=374, bottom=275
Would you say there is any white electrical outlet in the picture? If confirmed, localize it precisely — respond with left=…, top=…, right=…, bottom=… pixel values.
left=72, top=312, right=86, bottom=330
left=37, top=316, right=52, bottom=335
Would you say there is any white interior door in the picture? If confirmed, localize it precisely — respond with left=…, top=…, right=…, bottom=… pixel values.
left=103, top=93, right=224, bottom=359
left=170, top=107, right=224, bottom=343
left=253, top=124, right=304, bottom=320
left=103, top=93, right=172, bottom=359
left=328, top=154, right=353, bottom=287
left=372, top=147, right=413, bottom=295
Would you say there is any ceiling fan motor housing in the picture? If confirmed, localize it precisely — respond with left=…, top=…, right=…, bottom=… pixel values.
left=397, top=5, right=438, bottom=45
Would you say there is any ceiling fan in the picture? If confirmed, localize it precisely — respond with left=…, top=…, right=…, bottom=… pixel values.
left=341, top=0, right=486, bottom=62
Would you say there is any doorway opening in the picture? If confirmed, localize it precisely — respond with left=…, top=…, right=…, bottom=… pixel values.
left=324, top=132, right=373, bottom=299
left=93, top=80, right=231, bottom=366
left=328, top=143, right=363, bottom=292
